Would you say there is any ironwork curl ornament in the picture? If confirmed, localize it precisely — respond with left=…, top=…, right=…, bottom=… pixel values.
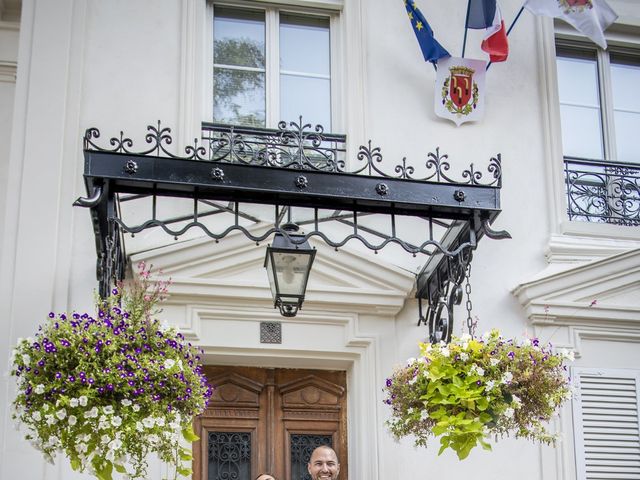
left=418, top=249, right=472, bottom=344
left=83, top=120, right=503, bottom=186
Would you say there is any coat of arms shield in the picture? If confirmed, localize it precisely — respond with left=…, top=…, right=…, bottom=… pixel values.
left=435, top=56, right=487, bottom=126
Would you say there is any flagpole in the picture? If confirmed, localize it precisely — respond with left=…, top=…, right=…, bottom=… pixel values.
left=486, top=5, right=525, bottom=70
left=461, top=0, right=471, bottom=58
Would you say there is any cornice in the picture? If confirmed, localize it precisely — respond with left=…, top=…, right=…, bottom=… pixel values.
left=0, top=60, right=16, bottom=83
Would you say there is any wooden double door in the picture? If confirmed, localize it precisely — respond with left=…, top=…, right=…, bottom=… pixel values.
left=193, top=366, right=348, bottom=480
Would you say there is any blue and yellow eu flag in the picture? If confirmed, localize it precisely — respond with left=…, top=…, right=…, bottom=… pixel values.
left=404, top=0, right=450, bottom=64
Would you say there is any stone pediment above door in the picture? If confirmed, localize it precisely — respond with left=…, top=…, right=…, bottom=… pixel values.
left=129, top=224, right=415, bottom=315
left=513, top=248, right=640, bottom=326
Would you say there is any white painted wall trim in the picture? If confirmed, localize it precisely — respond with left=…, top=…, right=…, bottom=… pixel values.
left=0, top=60, right=16, bottom=82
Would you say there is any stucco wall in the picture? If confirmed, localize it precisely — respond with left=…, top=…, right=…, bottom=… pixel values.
left=1, top=1, right=638, bottom=479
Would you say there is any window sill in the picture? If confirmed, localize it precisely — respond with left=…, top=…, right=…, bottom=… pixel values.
left=546, top=222, right=640, bottom=264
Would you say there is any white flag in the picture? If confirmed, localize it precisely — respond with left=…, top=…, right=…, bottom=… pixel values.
left=524, top=0, right=617, bottom=49
left=435, top=57, right=487, bottom=127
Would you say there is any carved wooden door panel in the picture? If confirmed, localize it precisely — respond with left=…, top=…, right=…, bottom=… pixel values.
left=193, top=366, right=347, bottom=480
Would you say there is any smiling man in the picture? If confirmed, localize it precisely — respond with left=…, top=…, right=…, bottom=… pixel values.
left=307, top=445, right=341, bottom=480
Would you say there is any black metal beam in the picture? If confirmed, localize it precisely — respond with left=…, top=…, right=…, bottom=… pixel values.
left=83, top=150, right=501, bottom=222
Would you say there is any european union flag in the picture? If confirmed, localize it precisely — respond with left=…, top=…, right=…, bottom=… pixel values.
left=404, top=0, right=450, bottom=64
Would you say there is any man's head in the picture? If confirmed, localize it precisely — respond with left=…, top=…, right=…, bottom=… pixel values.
left=255, top=475, right=275, bottom=480
left=307, top=445, right=340, bottom=480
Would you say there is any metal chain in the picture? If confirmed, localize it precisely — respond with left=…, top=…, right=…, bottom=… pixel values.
left=464, top=262, right=476, bottom=336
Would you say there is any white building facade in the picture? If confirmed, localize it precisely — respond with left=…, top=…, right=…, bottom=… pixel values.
left=1, top=0, right=639, bottom=479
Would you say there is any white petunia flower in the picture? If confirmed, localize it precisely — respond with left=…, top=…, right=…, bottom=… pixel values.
left=121, top=399, right=132, bottom=407
left=22, top=354, right=30, bottom=366
left=502, top=372, right=513, bottom=384
left=84, top=407, right=98, bottom=419
left=147, top=434, right=159, bottom=443
left=503, top=407, right=515, bottom=418
left=45, top=414, right=56, bottom=425
left=101, top=435, right=110, bottom=444
left=460, top=353, right=469, bottom=361
left=56, top=409, right=66, bottom=420
left=34, top=384, right=45, bottom=395
left=78, top=396, right=88, bottom=407
left=68, top=415, right=77, bottom=426
left=46, top=435, right=59, bottom=448
left=32, top=411, right=42, bottom=421
left=69, top=398, right=79, bottom=408
left=559, top=348, right=575, bottom=362
left=142, top=417, right=155, bottom=428
left=108, top=438, right=122, bottom=451
left=103, top=405, right=114, bottom=415
left=163, top=359, right=176, bottom=369
left=111, top=416, right=122, bottom=427
left=136, top=421, right=144, bottom=432
left=489, top=358, right=499, bottom=366
left=76, top=443, right=88, bottom=454
left=132, top=404, right=140, bottom=412
left=154, top=417, right=165, bottom=427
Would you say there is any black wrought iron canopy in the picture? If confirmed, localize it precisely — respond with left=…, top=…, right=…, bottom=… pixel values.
left=74, top=119, right=510, bottom=343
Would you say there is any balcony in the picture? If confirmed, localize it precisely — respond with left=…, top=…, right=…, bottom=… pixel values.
left=565, top=157, right=640, bottom=227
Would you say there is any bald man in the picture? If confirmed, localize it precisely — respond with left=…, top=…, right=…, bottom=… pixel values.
left=307, top=445, right=340, bottom=480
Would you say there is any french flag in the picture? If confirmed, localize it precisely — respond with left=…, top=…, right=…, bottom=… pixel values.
left=466, top=0, right=509, bottom=63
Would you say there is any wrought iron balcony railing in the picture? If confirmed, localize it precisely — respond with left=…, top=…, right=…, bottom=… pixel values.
left=564, top=157, right=640, bottom=226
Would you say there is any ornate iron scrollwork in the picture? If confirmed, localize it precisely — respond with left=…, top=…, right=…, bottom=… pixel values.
left=208, top=432, right=251, bottom=480
left=565, top=157, right=640, bottom=226
left=77, top=121, right=509, bottom=332
left=290, top=434, right=333, bottom=480
left=83, top=120, right=503, bottom=186
left=418, top=248, right=473, bottom=344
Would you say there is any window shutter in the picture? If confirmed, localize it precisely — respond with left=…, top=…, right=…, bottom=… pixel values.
left=572, top=368, right=640, bottom=480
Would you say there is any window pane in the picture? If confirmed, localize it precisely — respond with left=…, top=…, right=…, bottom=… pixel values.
left=214, top=7, right=265, bottom=68
left=280, top=75, right=331, bottom=129
left=611, top=61, right=640, bottom=113
left=214, top=68, right=265, bottom=127
left=280, top=14, right=330, bottom=75
left=556, top=55, right=600, bottom=106
left=557, top=53, right=603, bottom=160
left=560, top=105, right=604, bottom=160
left=614, top=111, right=640, bottom=164
left=611, top=58, right=640, bottom=164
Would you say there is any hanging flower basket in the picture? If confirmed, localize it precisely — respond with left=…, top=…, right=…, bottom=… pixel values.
left=383, top=330, right=573, bottom=460
left=10, top=263, right=213, bottom=480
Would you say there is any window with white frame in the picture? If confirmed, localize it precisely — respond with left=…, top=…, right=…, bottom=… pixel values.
left=556, top=41, right=640, bottom=225
left=213, top=4, right=333, bottom=130
left=572, top=368, right=640, bottom=480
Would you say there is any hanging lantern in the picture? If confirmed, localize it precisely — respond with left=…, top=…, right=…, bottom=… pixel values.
left=264, top=224, right=316, bottom=317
